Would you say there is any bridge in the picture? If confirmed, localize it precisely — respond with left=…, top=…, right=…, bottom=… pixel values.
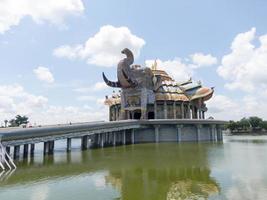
left=0, top=119, right=225, bottom=170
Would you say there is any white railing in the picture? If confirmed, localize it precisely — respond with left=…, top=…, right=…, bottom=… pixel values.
left=0, top=137, right=16, bottom=171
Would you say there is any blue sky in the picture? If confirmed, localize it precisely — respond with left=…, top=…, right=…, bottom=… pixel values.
left=1, top=0, right=267, bottom=125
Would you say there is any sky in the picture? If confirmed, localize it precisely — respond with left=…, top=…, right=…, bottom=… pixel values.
left=1, top=0, right=267, bottom=125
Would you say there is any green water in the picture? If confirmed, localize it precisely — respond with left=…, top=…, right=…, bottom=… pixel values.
left=1, top=135, right=267, bottom=200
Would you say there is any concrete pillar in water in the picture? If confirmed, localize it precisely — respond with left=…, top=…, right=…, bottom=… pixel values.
left=30, top=144, right=35, bottom=156
left=23, top=144, right=29, bottom=158
left=123, top=130, right=126, bottom=145
left=154, top=125, right=160, bottom=143
left=131, top=129, right=135, bottom=144
left=67, top=138, right=71, bottom=152
left=13, top=145, right=20, bottom=160
left=176, top=125, right=183, bottom=142
left=113, top=132, right=116, bottom=146
left=5, top=146, right=10, bottom=155
left=48, top=141, right=54, bottom=155
left=196, top=125, right=202, bottom=141
left=164, top=101, right=167, bottom=119
left=43, top=142, right=48, bottom=155
left=210, top=125, right=216, bottom=141
left=101, top=133, right=104, bottom=148
left=81, top=135, right=89, bottom=150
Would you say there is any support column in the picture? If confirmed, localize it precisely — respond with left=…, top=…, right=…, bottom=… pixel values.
left=43, top=142, right=48, bottom=155
left=173, top=102, right=176, bottom=119
left=211, top=125, right=216, bottom=141
left=202, top=111, right=205, bottom=119
left=187, top=103, right=191, bottom=119
left=13, top=145, right=20, bottom=159
left=113, top=132, right=116, bottom=146
left=154, top=125, right=160, bottom=143
left=67, top=138, right=71, bottom=152
left=30, top=144, right=35, bottom=156
left=48, top=141, right=54, bottom=155
left=101, top=133, right=104, bottom=148
left=81, top=135, right=89, bottom=150
left=131, top=129, right=135, bottom=144
left=154, top=102, right=157, bottom=119
left=23, top=144, right=29, bottom=158
left=176, top=125, right=183, bottom=142
left=164, top=101, right=167, bottom=119
left=196, top=125, right=202, bottom=141
left=181, top=102, right=184, bottom=119
left=123, top=130, right=126, bottom=145
left=5, top=146, right=10, bottom=155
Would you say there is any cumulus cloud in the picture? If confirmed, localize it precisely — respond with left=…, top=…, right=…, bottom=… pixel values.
left=0, top=84, right=48, bottom=122
left=190, top=53, right=217, bottom=67
left=0, top=0, right=84, bottom=34
left=206, top=93, right=267, bottom=120
left=33, top=66, right=54, bottom=83
left=74, top=81, right=108, bottom=93
left=217, top=27, right=267, bottom=92
left=53, top=25, right=145, bottom=67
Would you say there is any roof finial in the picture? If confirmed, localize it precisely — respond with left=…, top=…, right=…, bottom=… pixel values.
left=152, top=59, right=157, bottom=70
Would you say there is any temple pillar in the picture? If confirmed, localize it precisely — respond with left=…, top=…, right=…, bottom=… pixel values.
left=198, top=109, right=202, bottom=119
left=154, top=102, right=157, bottom=119
left=202, top=111, right=205, bottom=119
left=176, top=125, right=183, bottom=142
left=187, top=103, right=191, bottom=119
left=164, top=101, right=167, bottom=119
left=181, top=102, right=184, bottom=119
left=173, top=102, right=176, bottom=119
left=154, top=125, right=160, bottom=143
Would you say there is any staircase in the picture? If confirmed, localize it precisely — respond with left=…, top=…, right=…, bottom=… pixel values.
left=0, top=138, right=16, bottom=171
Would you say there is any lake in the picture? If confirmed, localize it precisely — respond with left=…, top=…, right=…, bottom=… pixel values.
left=0, top=135, right=267, bottom=200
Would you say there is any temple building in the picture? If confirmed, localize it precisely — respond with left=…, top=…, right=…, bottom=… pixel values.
left=103, top=48, right=214, bottom=121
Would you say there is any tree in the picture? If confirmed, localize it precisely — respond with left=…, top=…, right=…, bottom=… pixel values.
left=9, top=115, right=29, bottom=127
left=15, top=115, right=29, bottom=126
left=248, top=116, right=263, bottom=129
left=4, top=119, right=8, bottom=128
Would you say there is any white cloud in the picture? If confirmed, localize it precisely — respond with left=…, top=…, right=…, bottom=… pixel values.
left=0, top=0, right=84, bottom=34
left=0, top=83, right=108, bottom=126
left=206, top=93, right=267, bottom=120
left=54, top=25, right=145, bottom=67
left=74, top=81, right=108, bottom=93
left=0, top=84, right=48, bottom=122
left=33, top=66, right=54, bottom=83
left=217, top=27, right=267, bottom=92
left=190, top=53, right=217, bottom=67
left=145, top=58, right=194, bottom=82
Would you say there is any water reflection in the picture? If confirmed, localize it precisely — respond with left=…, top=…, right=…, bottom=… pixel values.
left=0, top=143, right=220, bottom=200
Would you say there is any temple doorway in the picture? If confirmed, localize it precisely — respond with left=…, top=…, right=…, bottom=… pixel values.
left=133, top=111, right=141, bottom=119
left=148, top=111, right=155, bottom=119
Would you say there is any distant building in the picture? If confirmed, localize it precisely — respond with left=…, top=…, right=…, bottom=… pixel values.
left=103, top=48, right=213, bottom=121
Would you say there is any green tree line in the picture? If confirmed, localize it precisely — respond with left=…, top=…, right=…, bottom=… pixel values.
left=227, top=116, right=267, bottom=132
